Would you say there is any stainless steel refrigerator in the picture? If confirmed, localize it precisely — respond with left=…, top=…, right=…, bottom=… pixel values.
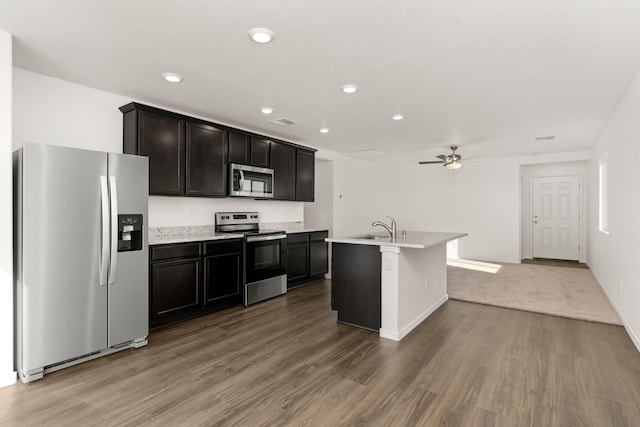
left=14, top=143, right=149, bottom=383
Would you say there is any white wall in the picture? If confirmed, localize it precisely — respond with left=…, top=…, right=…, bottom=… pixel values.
left=12, top=69, right=128, bottom=153
left=0, top=31, right=16, bottom=387
left=12, top=69, right=304, bottom=227
left=520, top=161, right=588, bottom=261
left=149, top=197, right=302, bottom=227
left=383, top=157, right=522, bottom=263
left=304, top=158, right=334, bottom=235
left=588, top=70, right=640, bottom=351
left=315, top=148, right=396, bottom=238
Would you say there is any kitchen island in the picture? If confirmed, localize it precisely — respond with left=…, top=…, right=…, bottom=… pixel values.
left=326, top=231, right=467, bottom=341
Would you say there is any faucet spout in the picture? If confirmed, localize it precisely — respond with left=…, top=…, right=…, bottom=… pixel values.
left=372, top=215, right=397, bottom=240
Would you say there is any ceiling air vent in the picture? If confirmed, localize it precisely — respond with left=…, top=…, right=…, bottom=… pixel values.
left=269, top=118, right=297, bottom=126
left=534, top=135, right=556, bottom=142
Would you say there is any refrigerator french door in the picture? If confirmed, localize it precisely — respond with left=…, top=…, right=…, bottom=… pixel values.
left=14, top=143, right=149, bottom=383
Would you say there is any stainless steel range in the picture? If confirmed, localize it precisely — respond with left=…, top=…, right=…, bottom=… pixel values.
left=215, top=212, right=287, bottom=306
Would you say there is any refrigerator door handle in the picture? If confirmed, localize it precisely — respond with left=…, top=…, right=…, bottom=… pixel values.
left=108, top=176, right=118, bottom=285
left=99, top=176, right=110, bottom=286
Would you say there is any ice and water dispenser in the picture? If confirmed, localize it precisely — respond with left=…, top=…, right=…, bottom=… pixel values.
left=117, top=214, right=143, bottom=252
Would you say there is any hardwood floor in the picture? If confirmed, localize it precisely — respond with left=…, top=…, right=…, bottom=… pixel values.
left=2, top=280, right=640, bottom=426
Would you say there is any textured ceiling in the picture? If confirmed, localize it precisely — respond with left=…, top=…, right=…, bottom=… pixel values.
left=2, top=0, right=640, bottom=165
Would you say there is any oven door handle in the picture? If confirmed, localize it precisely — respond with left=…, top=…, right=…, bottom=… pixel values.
left=246, top=234, right=286, bottom=243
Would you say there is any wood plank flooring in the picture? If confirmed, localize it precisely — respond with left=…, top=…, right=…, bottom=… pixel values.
left=1, top=280, right=639, bottom=426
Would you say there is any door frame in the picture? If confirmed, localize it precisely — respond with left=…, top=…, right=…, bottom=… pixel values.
left=530, top=175, right=581, bottom=261
left=520, top=162, right=587, bottom=263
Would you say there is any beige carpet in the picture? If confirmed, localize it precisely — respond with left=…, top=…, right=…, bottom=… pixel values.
left=447, top=259, right=622, bottom=325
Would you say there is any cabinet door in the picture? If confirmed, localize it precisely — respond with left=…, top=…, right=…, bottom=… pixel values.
left=151, top=258, right=201, bottom=319
left=270, top=141, right=296, bottom=200
left=250, top=137, right=271, bottom=168
left=228, top=131, right=250, bottom=165
left=204, top=253, right=241, bottom=304
left=186, top=121, right=227, bottom=197
left=296, top=148, right=315, bottom=201
left=286, top=243, right=309, bottom=283
left=331, top=243, right=381, bottom=330
left=309, top=241, right=328, bottom=277
left=139, top=110, right=185, bottom=195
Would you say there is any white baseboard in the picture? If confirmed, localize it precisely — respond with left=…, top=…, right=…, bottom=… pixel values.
left=608, top=297, right=640, bottom=353
left=0, top=370, right=16, bottom=388
left=380, top=294, right=448, bottom=341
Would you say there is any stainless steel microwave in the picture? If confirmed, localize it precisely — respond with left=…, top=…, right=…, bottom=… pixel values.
left=229, top=163, right=274, bottom=198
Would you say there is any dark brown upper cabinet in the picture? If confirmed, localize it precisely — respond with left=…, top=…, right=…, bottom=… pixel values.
left=228, top=131, right=251, bottom=165
left=270, top=141, right=296, bottom=200
left=250, top=137, right=271, bottom=168
left=121, top=104, right=185, bottom=196
left=121, top=102, right=316, bottom=201
left=296, top=148, right=315, bottom=202
left=185, top=121, right=228, bottom=197
left=227, top=133, right=270, bottom=168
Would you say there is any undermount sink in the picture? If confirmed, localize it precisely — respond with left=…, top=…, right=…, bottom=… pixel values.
left=356, top=234, right=390, bottom=240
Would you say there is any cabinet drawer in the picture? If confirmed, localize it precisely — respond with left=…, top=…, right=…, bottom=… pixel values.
left=151, top=243, right=201, bottom=261
left=204, top=239, right=243, bottom=256
left=286, top=232, right=308, bottom=244
left=309, top=231, right=328, bottom=242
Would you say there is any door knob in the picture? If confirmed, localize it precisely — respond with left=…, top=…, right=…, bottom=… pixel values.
left=533, top=221, right=538, bottom=224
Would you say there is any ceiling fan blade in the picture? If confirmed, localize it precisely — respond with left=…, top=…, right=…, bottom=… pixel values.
left=461, top=154, right=483, bottom=160
left=418, top=161, right=444, bottom=164
left=435, top=154, right=447, bottom=160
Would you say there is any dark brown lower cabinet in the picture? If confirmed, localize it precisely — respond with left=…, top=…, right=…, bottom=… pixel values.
left=151, top=257, right=201, bottom=318
left=331, top=242, right=381, bottom=331
left=286, top=231, right=328, bottom=288
left=203, top=240, right=242, bottom=305
left=150, top=239, right=242, bottom=329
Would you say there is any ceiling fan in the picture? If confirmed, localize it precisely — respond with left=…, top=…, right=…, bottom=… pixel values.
left=418, top=145, right=473, bottom=170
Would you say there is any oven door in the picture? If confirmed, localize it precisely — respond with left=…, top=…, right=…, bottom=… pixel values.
left=245, top=234, right=286, bottom=284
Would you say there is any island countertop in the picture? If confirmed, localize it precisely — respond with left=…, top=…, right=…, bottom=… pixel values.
left=326, top=231, right=467, bottom=249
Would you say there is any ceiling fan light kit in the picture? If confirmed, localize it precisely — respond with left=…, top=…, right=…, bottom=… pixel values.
left=419, top=145, right=477, bottom=170
left=445, top=161, right=462, bottom=170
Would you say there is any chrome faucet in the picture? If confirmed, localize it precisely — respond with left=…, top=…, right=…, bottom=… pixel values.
left=372, top=215, right=397, bottom=240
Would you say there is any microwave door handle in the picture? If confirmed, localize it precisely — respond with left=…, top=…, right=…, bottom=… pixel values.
left=238, top=170, right=245, bottom=191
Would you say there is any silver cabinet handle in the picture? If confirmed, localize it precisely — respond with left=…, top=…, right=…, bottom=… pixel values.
left=108, top=176, right=118, bottom=285
left=99, top=176, right=109, bottom=286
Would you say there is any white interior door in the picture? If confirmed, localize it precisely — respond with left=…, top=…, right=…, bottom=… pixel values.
left=532, top=176, right=580, bottom=260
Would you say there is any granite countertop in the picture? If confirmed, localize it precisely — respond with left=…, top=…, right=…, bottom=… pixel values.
left=149, top=232, right=243, bottom=246
left=148, top=225, right=243, bottom=246
left=148, top=223, right=329, bottom=245
left=325, top=231, right=467, bottom=249
left=285, top=228, right=329, bottom=234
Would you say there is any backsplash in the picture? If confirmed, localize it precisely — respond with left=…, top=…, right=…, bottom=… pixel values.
left=148, top=196, right=304, bottom=227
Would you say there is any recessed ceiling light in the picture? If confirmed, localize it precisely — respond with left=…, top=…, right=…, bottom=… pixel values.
left=341, top=84, right=359, bottom=94
left=319, top=128, right=330, bottom=134
left=392, top=114, right=404, bottom=121
left=260, top=107, right=274, bottom=114
left=162, top=73, right=183, bottom=83
left=249, top=27, right=274, bottom=43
